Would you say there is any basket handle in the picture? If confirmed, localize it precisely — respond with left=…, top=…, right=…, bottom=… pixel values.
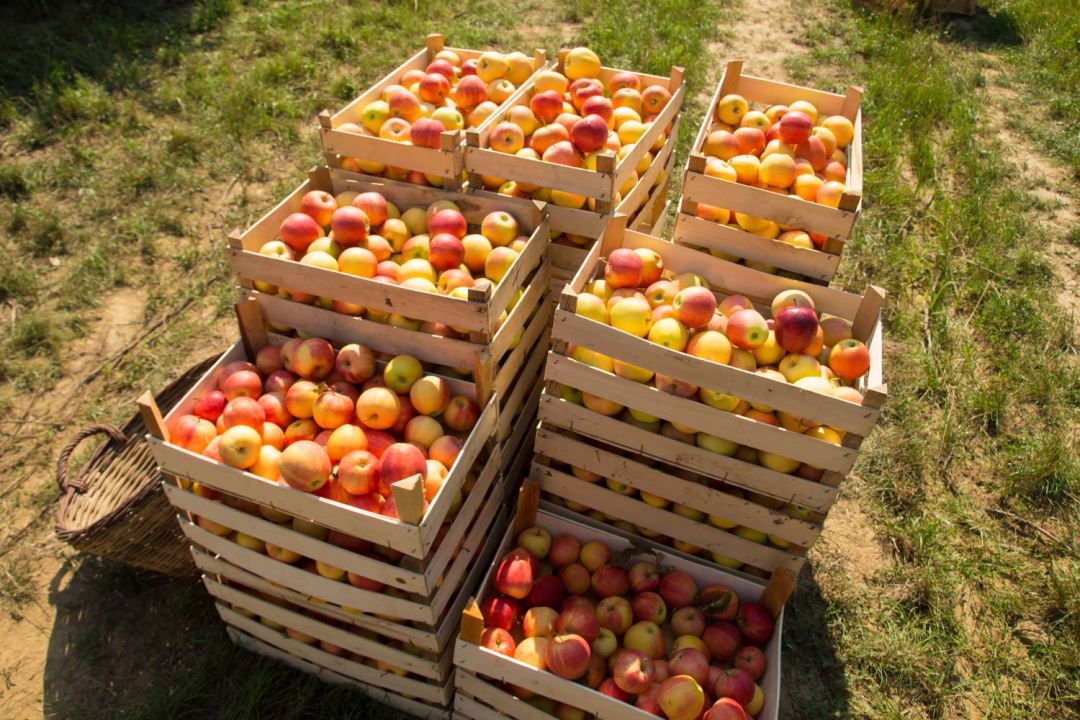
left=56, top=424, right=127, bottom=494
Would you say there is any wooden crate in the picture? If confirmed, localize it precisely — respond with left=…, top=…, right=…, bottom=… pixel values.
left=464, top=53, right=684, bottom=223
left=229, top=166, right=549, bottom=341
left=677, top=60, right=864, bottom=283
left=535, top=222, right=885, bottom=564
left=453, top=487, right=789, bottom=720
left=143, top=297, right=506, bottom=565
left=318, top=33, right=547, bottom=190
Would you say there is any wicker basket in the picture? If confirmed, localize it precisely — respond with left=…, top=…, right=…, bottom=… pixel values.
left=54, top=356, right=218, bottom=577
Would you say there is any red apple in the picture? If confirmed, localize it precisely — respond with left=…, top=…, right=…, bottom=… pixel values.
left=526, top=575, right=566, bottom=608
left=596, top=596, right=634, bottom=636
left=558, top=563, right=591, bottom=596
left=337, top=449, right=379, bottom=495
left=221, top=396, right=266, bottom=430
left=736, top=602, right=774, bottom=645
left=570, top=114, right=609, bottom=153
left=612, top=648, right=654, bottom=694
left=673, top=286, right=718, bottom=329
left=193, top=390, right=227, bottom=422
left=481, top=627, right=516, bottom=657
left=700, top=585, right=740, bottom=622
left=300, top=190, right=337, bottom=227
left=605, top=248, right=644, bottom=289
left=829, top=338, right=871, bottom=381
left=774, top=306, right=820, bottom=353
left=453, top=75, right=488, bottom=109
left=428, top=209, right=467, bottom=239
left=264, top=369, right=296, bottom=395
left=727, top=309, right=769, bottom=350
left=443, top=395, right=479, bottom=431
left=669, top=648, right=710, bottom=686
left=734, top=645, right=766, bottom=681
left=591, top=565, right=630, bottom=599
left=659, top=571, right=699, bottom=609
left=671, top=607, right=707, bottom=638
left=279, top=212, right=321, bottom=252
left=278, top=440, right=331, bottom=492
left=628, top=561, right=661, bottom=593
left=713, top=667, right=755, bottom=706
left=530, top=90, right=564, bottom=124
left=410, top=117, right=445, bottom=149
left=331, top=205, right=369, bottom=247
left=632, top=591, right=668, bottom=625
left=555, top=605, right=600, bottom=644
left=549, top=535, right=581, bottom=568
left=418, top=72, right=450, bottom=104
left=494, top=547, right=538, bottom=600
left=545, top=634, right=592, bottom=679
left=598, top=678, right=631, bottom=703
left=705, top=698, right=749, bottom=720
left=480, top=595, right=520, bottom=630
left=779, top=111, right=813, bottom=145
left=703, top=622, right=742, bottom=663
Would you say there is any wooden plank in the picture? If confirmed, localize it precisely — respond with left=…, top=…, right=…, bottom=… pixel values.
left=320, top=129, right=459, bottom=177
left=164, top=483, right=428, bottom=593
left=544, top=353, right=857, bottom=473
left=456, top=672, right=556, bottom=720
left=206, top=578, right=446, bottom=681
left=179, top=518, right=435, bottom=623
left=736, top=74, right=852, bottom=118
left=535, top=464, right=805, bottom=572
left=464, top=147, right=611, bottom=200
left=191, top=549, right=441, bottom=650
left=329, top=47, right=429, bottom=125
left=538, top=393, right=837, bottom=512
left=227, top=628, right=453, bottom=720
left=682, top=171, right=857, bottom=240
left=218, top=605, right=451, bottom=705
left=495, top=300, right=552, bottom=406
left=552, top=310, right=881, bottom=435
left=533, top=428, right=821, bottom=546
left=673, top=212, right=840, bottom=283
left=488, top=259, right=549, bottom=363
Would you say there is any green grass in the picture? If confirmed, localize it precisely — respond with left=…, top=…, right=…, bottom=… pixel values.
left=0, top=0, right=1077, bottom=718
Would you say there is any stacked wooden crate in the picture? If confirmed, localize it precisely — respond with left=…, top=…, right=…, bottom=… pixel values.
left=463, top=50, right=685, bottom=300
left=532, top=218, right=885, bottom=599
left=675, top=61, right=864, bottom=284
left=318, top=34, right=547, bottom=190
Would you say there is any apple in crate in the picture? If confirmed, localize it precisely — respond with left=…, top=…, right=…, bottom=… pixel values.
left=545, top=634, right=592, bottom=679
left=494, top=547, right=538, bottom=600
left=658, top=675, right=706, bottom=720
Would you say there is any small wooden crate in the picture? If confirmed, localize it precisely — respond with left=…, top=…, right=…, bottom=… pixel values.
left=453, top=486, right=789, bottom=720
left=535, top=221, right=885, bottom=564
left=677, top=60, right=864, bottom=283
left=318, top=34, right=547, bottom=190
left=464, top=53, right=684, bottom=225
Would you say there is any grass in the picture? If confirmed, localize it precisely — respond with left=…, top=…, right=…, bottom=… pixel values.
left=0, top=0, right=1077, bottom=718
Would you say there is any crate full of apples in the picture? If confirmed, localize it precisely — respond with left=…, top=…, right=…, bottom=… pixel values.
left=676, top=60, right=863, bottom=284
left=532, top=220, right=885, bottom=566
left=464, top=46, right=684, bottom=238
left=454, top=493, right=785, bottom=720
left=319, top=33, right=546, bottom=189
left=144, top=297, right=517, bottom=625
left=228, top=166, right=553, bottom=447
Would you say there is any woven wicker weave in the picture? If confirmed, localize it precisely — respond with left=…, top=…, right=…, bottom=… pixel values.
left=54, top=356, right=218, bottom=577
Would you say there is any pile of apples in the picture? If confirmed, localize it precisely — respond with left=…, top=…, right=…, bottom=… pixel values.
left=167, top=336, right=484, bottom=531
left=481, top=47, right=674, bottom=210
left=337, top=48, right=538, bottom=185
left=555, top=247, right=873, bottom=553
left=479, top=527, right=774, bottom=720
left=262, top=189, right=529, bottom=333
left=694, top=93, right=856, bottom=258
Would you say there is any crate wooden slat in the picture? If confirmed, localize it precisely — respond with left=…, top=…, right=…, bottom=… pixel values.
left=465, top=55, right=684, bottom=218
left=227, top=626, right=452, bottom=720
left=453, top=494, right=785, bottom=720
left=677, top=60, right=864, bottom=283
left=318, top=34, right=547, bottom=189
left=229, top=166, right=549, bottom=339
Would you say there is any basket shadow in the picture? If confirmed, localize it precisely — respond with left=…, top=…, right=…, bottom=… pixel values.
left=778, top=564, right=852, bottom=719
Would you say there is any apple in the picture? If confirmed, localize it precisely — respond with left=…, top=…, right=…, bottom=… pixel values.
left=517, top=526, right=552, bottom=559
left=624, top=620, right=665, bottom=659
left=829, top=338, right=871, bottom=380
left=279, top=212, right=322, bottom=253
left=549, top=535, right=581, bottom=568
left=612, top=649, right=654, bottom=694
left=530, top=90, right=565, bottom=124
left=735, top=602, right=774, bottom=645
left=592, top=627, right=618, bottom=659
left=598, top=678, right=631, bottom=703
left=673, top=287, right=717, bottom=329
left=555, top=605, right=600, bottom=644
left=595, top=596, right=634, bottom=636
left=658, top=675, right=706, bottom=720
left=705, top=698, right=749, bottom=720
left=570, top=114, right=609, bottom=153
left=579, top=540, right=611, bottom=572
left=669, top=647, right=710, bottom=687
left=546, top=634, right=592, bottom=679
left=443, top=395, right=479, bottom=432
left=292, top=338, right=334, bottom=380
left=582, top=653, right=607, bottom=691
left=221, top=397, right=267, bottom=431
left=356, top=387, right=400, bottom=430
left=333, top=344, right=375, bottom=385
left=379, top=442, right=426, bottom=488
left=735, top=645, right=767, bottom=681
left=481, top=627, right=516, bottom=657
left=523, top=606, right=559, bottom=638
left=526, top=575, right=565, bottom=609
left=514, top=636, right=549, bottom=671
left=660, top=571, right=698, bottom=609
left=558, top=563, right=592, bottom=595
left=671, top=606, right=707, bottom=638
left=428, top=435, right=462, bottom=470
left=495, top=547, right=538, bottom=600
left=772, top=306, right=820, bottom=353
left=277, top=439, right=329, bottom=491
left=727, top=309, right=769, bottom=350
left=480, top=595, right=520, bottom=630
left=590, top=564, right=631, bottom=599
left=746, top=685, right=764, bottom=716
left=543, top=140, right=582, bottom=168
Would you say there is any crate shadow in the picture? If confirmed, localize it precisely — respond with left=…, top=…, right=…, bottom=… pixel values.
left=779, top=564, right=852, bottom=719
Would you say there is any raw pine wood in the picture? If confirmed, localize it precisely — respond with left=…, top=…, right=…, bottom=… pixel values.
left=456, top=672, right=557, bottom=720
left=392, top=473, right=426, bottom=526
left=537, top=393, right=838, bottom=511
left=137, top=392, right=168, bottom=442
left=227, top=627, right=453, bottom=720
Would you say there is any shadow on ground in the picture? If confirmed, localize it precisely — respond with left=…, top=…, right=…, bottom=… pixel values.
left=41, top=554, right=391, bottom=720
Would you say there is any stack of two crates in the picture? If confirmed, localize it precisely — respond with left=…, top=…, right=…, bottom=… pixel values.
left=452, top=66, right=884, bottom=720
left=144, top=40, right=557, bottom=716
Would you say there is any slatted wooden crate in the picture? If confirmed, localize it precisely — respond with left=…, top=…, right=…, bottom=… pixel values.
left=676, top=60, right=864, bottom=283
left=453, top=487, right=789, bottom=720
left=464, top=52, right=684, bottom=231
left=534, top=221, right=885, bottom=569
left=318, top=33, right=547, bottom=190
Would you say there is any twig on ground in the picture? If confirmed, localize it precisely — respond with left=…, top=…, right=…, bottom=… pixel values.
left=986, top=507, right=1063, bottom=545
